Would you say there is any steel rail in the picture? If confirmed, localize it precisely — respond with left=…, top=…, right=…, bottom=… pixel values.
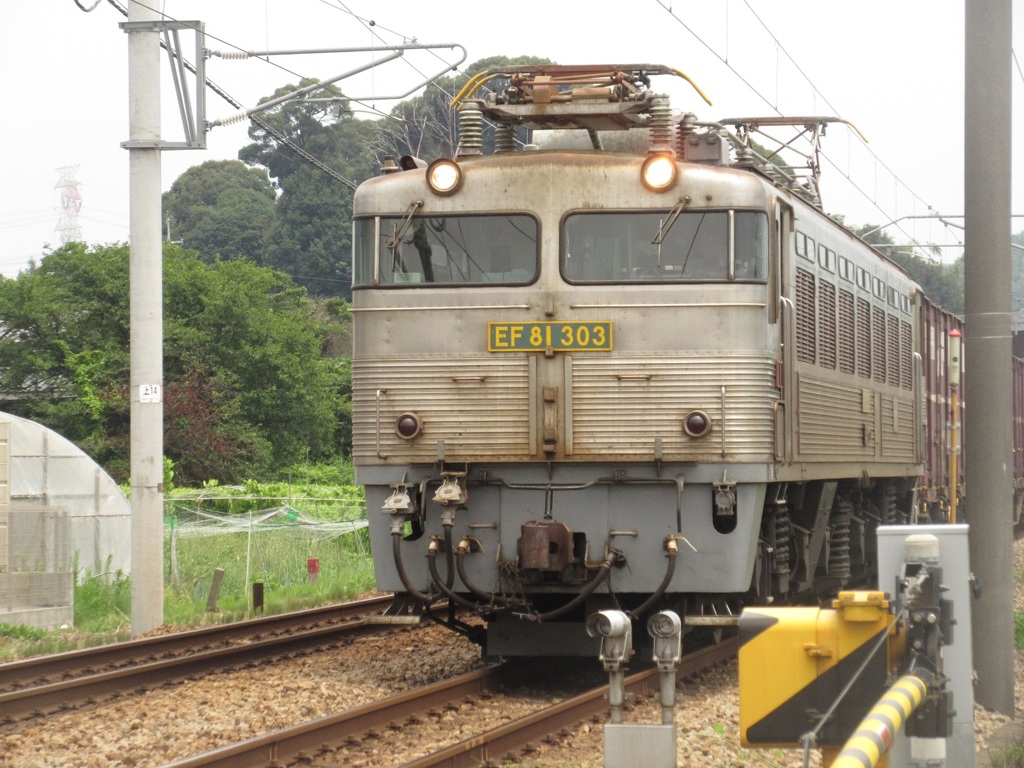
left=159, top=667, right=501, bottom=768
left=157, top=636, right=739, bottom=768
left=401, top=636, right=740, bottom=768
left=0, top=596, right=394, bottom=693
left=1, top=618, right=387, bottom=723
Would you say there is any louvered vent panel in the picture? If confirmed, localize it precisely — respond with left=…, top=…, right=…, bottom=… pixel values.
left=900, top=320, right=913, bottom=390
left=838, top=289, right=856, bottom=374
left=856, top=298, right=871, bottom=379
left=818, top=281, right=837, bottom=370
left=887, top=315, right=900, bottom=387
left=881, top=396, right=915, bottom=459
left=796, top=268, right=816, bottom=365
left=872, top=306, right=886, bottom=383
left=797, top=376, right=875, bottom=457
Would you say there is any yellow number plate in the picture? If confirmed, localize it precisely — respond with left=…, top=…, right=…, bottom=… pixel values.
left=488, top=321, right=613, bottom=352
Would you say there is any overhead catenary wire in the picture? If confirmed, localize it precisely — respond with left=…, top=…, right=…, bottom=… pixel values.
left=653, top=0, right=987, bottom=254
left=105, top=0, right=362, bottom=190
left=316, top=0, right=530, bottom=149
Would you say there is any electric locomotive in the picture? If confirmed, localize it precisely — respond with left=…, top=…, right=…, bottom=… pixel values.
left=351, top=64, right=925, bottom=657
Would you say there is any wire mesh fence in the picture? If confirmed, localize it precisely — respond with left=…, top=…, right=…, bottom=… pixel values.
left=164, top=498, right=370, bottom=606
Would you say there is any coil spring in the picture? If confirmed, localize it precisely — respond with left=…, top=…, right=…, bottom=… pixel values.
left=771, top=504, right=790, bottom=576
left=884, top=487, right=906, bottom=525
left=830, top=500, right=853, bottom=579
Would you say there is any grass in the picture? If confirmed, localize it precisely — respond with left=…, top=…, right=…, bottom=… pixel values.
left=990, top=742, right=1024, bottom=768
left=0, top=525, right=376, bottom=661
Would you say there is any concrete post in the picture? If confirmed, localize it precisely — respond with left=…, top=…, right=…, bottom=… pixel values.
left=964, top=0, right=1014, bottom=715
left=126, top=0, right=164, bottom=635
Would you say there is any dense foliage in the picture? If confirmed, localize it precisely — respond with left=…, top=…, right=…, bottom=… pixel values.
left=162, top=160, right=277, bottom=263
left=0, top=243, right=349, bottom=483
left=237, top=82, right=380, bottom=298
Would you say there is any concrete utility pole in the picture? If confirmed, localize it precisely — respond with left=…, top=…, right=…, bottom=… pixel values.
left=124, top=0, right=164, bottom=635
left=965, top=0, right=1014, bottom=715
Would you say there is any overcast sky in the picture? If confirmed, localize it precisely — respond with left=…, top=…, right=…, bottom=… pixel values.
left=1, top=0, right=1020, bottom=278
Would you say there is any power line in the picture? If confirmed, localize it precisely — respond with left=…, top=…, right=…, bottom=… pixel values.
left=105, top=0, right=362, bottom=190
left=653, top=0, right=1001, bottom=253
left=315, top=0, right=484, bottom=106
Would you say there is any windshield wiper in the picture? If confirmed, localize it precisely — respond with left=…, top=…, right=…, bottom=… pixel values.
left=651, top=197, right=688, bottom=267
left=386, top=199, right=425, bottom=251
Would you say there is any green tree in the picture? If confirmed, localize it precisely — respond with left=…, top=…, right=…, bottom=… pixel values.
left=0, top=243, right=129, bottom=468
left=162, top=160, right=277, bottom=263
left=164, top=255, right=346, bottom=477
left=239, top=83, right=379, bottom=298
left=0, top=242, right=349, bottom=483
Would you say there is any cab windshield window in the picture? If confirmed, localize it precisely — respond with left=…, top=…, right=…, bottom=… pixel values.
left=354, top=214, right=539, bottom=286
left=562, top=210, right=768, bottom=283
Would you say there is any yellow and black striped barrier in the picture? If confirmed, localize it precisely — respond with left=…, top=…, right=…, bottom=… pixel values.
left=825, top=674, right=927, bottom=768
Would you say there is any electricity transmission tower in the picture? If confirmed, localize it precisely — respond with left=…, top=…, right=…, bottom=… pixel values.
left=54, top=165, right=83, bottom=244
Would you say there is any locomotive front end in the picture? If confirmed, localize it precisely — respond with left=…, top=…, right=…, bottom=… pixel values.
left=351, top=66, right=784, bottom=656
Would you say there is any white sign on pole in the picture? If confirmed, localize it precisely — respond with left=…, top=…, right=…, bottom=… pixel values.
left=139, top=384, right=162, bottom=403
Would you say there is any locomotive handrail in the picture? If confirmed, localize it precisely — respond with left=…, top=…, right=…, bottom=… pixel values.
left=478, top=474, right=683, bottom=492
left=721, top=386, right=728, bottom=457
left=375, top=388, right=384, bottom=459
left=778, top=296, right=796, bottom=463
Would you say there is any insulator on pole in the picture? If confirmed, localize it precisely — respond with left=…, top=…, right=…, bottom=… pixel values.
left=216, top=110, right=250, bottom=127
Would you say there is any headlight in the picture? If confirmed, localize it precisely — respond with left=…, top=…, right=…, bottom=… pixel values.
left=641, top=153, right=678, bottom=191
left=426, top=158, right=463, bottom=196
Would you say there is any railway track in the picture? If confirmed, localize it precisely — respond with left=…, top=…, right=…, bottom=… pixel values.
left=0, top=595, right=445, bottom=723
left=158, top=636, right=740, bottom=768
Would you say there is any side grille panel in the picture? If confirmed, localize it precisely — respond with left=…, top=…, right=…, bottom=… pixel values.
left=797, top=375, right=875, bottom=458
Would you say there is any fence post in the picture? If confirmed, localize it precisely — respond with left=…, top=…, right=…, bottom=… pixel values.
left=206, top=567, right=224, bottom=612
left=252, top=581, right=264, bottom=613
